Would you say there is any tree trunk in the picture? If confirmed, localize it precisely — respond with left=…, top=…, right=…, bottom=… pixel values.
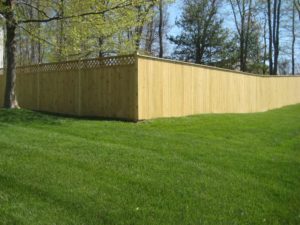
left=37, top=0, right=43, bottom=63
left=297, top=0, right=300, bottom=20
left=98, top=37, right=104, bottom=57
left=29, top=0, right=36, bottom=64
left=241, top=0, right=246, bottom=72
left=267, top=0, right=273, bottom=75
left=240, top=34, right=245, bottom=71
left=58, top=0, right=65, bottom=61
left=263, top=12, right=267, bottom=75
left=272, top=0, right=277, bottom=53
left=273, top=0, right=281, bottom=75
left=243, top=0, right=252, bottom=72
left=158, top=0, right=163, bottom=58
left=145, top=19, right=154, bottom=54
left=292, top=1, right=296, bottom=75
left=4, top=0, right=19, bottom=108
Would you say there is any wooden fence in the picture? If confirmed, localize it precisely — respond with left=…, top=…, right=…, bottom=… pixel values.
left=0, top=54, right=300, bottom=121
left=0, top=75, right=4, bottom=107
left=137, top=55, right=300, bottom=120
left=0, top=55, right=138, bottom=121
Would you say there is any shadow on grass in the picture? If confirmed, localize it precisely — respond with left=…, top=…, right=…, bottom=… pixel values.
left=0, top=109, right=65, bottom=125
left=0, top=108, right=136, bottom=125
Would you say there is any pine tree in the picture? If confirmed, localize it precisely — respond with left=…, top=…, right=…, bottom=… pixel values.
left=169, top=0, right=232, bottom=65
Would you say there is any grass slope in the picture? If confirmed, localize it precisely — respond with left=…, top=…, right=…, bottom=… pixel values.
left=0, top=105, right=300, bottom=225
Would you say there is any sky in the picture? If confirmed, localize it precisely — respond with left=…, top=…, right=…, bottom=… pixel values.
left=168, top=1, right=237, bottom=33
left=168, top=1, right=183, bottom=36
left=166, top=0, right=237, bottom=56
left=166, top=0, right=300, bottom=73
left=166, top=0, right=183, bottom=56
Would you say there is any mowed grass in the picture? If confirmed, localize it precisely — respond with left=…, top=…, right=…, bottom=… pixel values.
left=0, top=105, right=300, bottom=225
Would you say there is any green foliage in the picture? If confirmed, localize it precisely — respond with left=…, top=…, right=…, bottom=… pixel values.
left=0, top=104, right=300, bottom=224
left=15, top=0, right=159, bottom=63
left=242, top=19, right=267, bottom=74
left=169, top=0, right=233, bottom=65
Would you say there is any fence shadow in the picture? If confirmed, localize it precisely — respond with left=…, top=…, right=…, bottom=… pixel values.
left=0, top=109, right=65, bottom=125
left=0, top=108, right=136, bottom=125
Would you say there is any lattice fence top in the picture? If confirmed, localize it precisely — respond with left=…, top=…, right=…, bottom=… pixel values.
left=16, top=54, right=136, bottom=74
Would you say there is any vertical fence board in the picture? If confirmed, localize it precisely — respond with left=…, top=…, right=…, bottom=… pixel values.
left=0, top=55, right=138, bottom=121
left=137, top=55, right=300, bottom=120
left=0, top=75, right=4, bottom=107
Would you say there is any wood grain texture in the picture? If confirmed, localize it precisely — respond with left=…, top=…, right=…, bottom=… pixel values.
left=0, top=57, right=138, bottom=121
left=0, top=75, right=4, bottom=107
left=1, top=54, right=300, bottom=121
left=137, top=55, right=300, bottom=120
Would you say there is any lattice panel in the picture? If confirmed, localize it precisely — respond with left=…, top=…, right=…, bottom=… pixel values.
left=17, top=55, right=136, bottom=74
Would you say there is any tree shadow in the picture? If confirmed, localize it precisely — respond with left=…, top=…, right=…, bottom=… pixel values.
left=0, top=109, right=137, bottom=125
left=0, top=109, right=65, bottom=125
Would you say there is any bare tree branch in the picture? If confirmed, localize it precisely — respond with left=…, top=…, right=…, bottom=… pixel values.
left=18, top=25, right=57, bottom=49
left=17, top=1, right=51, bottom=19
left=295, top=0, right=300, bottom=20
left=229, top=0, right=241, bottom=36
left=18, top=1, right=133, bottom=24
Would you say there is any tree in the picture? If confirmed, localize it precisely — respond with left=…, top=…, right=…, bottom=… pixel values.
left=292, top=0, right=296, bottom=75
left=0, top=0, right=154, bottom=108
left=2, top=0, right=19, bottom=108
left=133, top=1, right=157, bottom=51
left=262, top=11, right=268, bottom=74
left=158, top=0, right=163, bottom=57
left=169, top=0, right=231, bottom=64
left=57, top=0, right=65, bottom=61
left=267, top=0, right=282, bottom=75
left=229, top=0, right=254, bottom=72
left=278, top=59, right=290, bottom=75
left=295, top=0, right=300, bottom=20
left=244, top=20, right=267, bottom=74
left=143, top=12, right=156, bottom=54
left=140, top=0, right=170, bottom=56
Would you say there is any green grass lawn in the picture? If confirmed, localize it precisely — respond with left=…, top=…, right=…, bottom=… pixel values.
left=0, top=105, right=300, bottom=225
